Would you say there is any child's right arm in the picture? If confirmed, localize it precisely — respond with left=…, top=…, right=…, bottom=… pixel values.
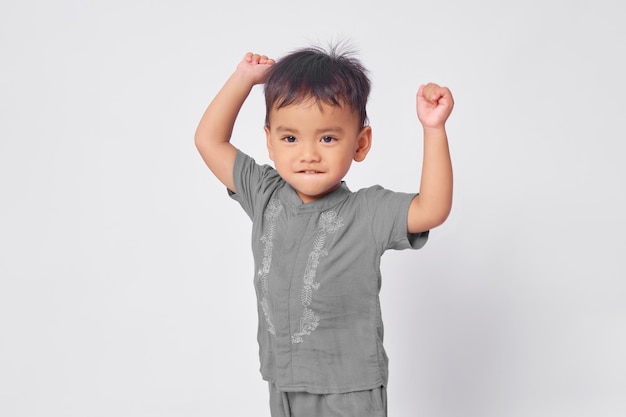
left=194, top=52, right=275, bottom=192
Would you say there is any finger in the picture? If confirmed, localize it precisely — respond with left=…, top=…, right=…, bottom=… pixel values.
left=424, top=83, right=444, bottom=103
left=441, top=87, right=454, bottom=108
left=432, top=86, right=453, bottom=107
left=244, top=51, right=253, bottom=62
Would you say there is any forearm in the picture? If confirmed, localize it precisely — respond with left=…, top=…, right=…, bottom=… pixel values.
left=194, top=71, right=256, bottom=190
left=194, top=71, right=255, bottom=148
left=414, top=127, right=453, bottom=229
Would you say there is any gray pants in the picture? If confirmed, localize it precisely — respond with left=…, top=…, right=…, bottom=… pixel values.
left=269, top=382, right=387, bottom=417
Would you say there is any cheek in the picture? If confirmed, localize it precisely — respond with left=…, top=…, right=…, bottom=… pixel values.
left=271, top=150, right=291, bottom=166
left=334, top=154, right=353, bottom=174
left=268, top=141, right=284, bottom=158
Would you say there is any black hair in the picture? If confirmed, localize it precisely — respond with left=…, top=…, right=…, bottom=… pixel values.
left=264, top=45, right=371, bottom=127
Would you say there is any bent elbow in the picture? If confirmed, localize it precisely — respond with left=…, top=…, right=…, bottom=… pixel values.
left=408, top=202, right=452, bottom=234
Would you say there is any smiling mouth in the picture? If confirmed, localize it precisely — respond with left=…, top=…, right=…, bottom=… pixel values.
left=299, top=170, right=322, bottom=174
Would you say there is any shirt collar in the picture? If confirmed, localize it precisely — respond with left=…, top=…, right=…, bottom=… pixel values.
left=280, top=181, right=351, bottom=213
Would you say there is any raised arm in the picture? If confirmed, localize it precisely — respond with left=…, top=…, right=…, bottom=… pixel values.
left=407, top=83, right=454, bottom=234
left=194, top=52, right=275, bottom=192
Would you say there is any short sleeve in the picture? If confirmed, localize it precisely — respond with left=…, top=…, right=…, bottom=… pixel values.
left=361, top=185, right=429, bottom=251
left=228, top=150, right=282, bottom=220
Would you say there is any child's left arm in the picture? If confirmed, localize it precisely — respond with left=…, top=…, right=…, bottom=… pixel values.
left=407, top=83, right=454, bottom=234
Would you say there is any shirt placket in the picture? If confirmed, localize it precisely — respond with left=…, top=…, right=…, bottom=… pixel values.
left=273, top=209, right=312, bottom=387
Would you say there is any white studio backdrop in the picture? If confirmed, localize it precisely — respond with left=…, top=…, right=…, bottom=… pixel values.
left=1, top=0, right=625, bottom=416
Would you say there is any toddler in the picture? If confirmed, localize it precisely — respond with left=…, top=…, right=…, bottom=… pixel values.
left=195, top=45, right=454, bottom=417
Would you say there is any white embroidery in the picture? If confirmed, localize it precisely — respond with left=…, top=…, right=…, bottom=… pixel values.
left=292, top=210, right=344, bottom=344
left=258, top=199, right=282, bottom=335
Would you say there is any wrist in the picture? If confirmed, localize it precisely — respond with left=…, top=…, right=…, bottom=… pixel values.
left=233, top=65, right=269, bottom=89
left=422, top=125, right=447, bottom=136
left=230, top=70, right=258, bottom=91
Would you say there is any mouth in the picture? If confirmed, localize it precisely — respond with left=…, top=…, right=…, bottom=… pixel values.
left=299, top=170, right=323, bottom=174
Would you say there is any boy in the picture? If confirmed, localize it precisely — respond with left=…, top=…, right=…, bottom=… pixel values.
left=195, top=46, right=453, bottom=417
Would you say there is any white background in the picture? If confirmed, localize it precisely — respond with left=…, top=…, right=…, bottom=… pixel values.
left=1, top=0, right=625, bottom=416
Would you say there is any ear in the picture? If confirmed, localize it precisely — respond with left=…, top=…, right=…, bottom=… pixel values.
left=353, top=125, right=372, bottom=162
left=265, top=126, right=274, bottom=161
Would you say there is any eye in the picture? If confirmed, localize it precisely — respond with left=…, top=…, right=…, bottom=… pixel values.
left=282, top=135, right=297, bottom=143
left=321, top=136, right=336, bottom=143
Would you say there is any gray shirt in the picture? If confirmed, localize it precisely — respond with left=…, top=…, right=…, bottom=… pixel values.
left=229, top=150, right=428, bottom=394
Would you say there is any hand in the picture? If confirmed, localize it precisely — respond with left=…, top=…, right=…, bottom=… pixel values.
left=236, top=52, right=275, bottom=86
left=416, top=83, right=454, bottom=129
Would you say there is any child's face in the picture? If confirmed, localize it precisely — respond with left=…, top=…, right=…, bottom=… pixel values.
left=265, top=100, right=371, bottom=204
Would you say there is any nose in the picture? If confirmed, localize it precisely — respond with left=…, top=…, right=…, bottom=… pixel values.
left=299, top=141, right=321, bottom=163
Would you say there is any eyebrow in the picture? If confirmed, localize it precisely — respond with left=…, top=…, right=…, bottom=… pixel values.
left=274, top=126, right=346, bottom=134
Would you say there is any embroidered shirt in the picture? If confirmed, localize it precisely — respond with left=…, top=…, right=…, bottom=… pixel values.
left=229, top=150, right=428, bottom=394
